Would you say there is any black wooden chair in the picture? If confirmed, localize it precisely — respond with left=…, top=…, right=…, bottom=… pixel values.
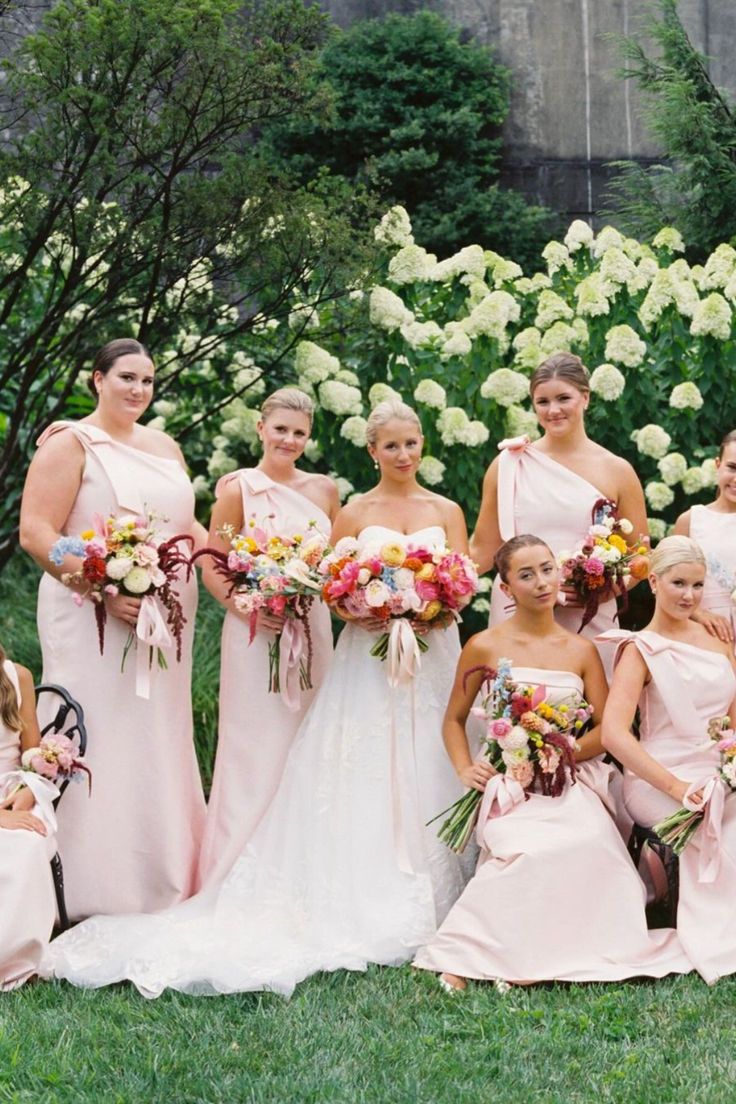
left=628, top=823, right=679, bottom=928
left=35, top=683, right=88, bottom=933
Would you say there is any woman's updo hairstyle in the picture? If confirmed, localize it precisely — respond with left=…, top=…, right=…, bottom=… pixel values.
left=494, top=534, right=555, bottom=583
left=530, top=352, right=590, bottom=398
left=649, top=535, right=706, bottom=578
left=260, top=387, right=314, bottom=427
left=89, top=338, right=152, bottom=399
left=366, top=398, right=421, bottom=448
left=719, top=429, right=736, bottom=458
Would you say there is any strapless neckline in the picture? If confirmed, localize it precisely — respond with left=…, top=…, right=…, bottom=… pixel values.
left=510, top=666, right=584, bottom=693
left=357, top=524, right=446, bottom=543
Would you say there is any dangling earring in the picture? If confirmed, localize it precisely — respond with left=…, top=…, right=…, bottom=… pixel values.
left=373, top=460, right=379, bottom=470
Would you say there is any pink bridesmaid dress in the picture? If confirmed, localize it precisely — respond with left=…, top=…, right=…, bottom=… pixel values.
left=690, top=505, right=736, bottom=636
left=0, top=661, right=57, bottom=989
left=611, top=630, right=736, bottom=984
left=489, top=436, right=619, bottom=678
left=35, top=422, right=205, bottom=919
left=413, top=666, right=690, bottom=984
left=198, top=468, right=334, bottom=889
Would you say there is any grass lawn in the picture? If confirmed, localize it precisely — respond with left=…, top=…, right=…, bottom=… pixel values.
left=2, top=969, right=736, bottom=1102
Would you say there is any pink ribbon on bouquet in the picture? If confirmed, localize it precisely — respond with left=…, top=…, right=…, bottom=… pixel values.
left=386, top=619, right=422, bottom=687
left=278, top=618, right=306, bottom=713
left=684, top=776, right=725, bottom=884
left=475, top=773, right=526, bottom=849
left=135, top=594, right=173, bottom=699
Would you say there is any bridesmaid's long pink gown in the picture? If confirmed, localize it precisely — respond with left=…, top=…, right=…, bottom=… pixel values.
left=690, top=505, right=736, bottom=638
left=198, top=468, right=334, bottom=889
left=0, top=661, right=57, bottom=989
left=35, top=423, right=205, bottom=920
left=489, top=435, right=620, bottom=679
left=610, top=630, right=736, bottom=984
left=413, top=666, right=690, bottom=984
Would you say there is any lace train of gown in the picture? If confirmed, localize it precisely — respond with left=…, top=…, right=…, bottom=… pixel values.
left=44, top=526, right=468, bottom=997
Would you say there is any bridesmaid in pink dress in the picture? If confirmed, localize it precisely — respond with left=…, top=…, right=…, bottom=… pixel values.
left=414, top=535, right=688, bottom=991
left=20, top=339, right=206, bottom=919
left=603, top=535, right=736, bottom=984
left=0, top=647, right=58, bottom=989
left=471, top=353, right=648, bottom=679
left=674, top=428, right=736, bottom=646
left=198, top=388, right=338, bottom=888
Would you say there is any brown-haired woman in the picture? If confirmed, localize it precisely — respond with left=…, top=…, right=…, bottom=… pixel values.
left=471, top=352, right=648, bottom=679
left=674, top=429, right=736, bottom=645
left=19, top=339, right=206, bottom=920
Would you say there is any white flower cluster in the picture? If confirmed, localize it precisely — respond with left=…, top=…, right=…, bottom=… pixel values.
left=604, top=324, right=647, bottom=368
left=318, top=380, right=363, bottom=417
left=388, top=244, right=437, bottom=285
left=669, top=381, right=703, bottom=411
left=369, top=286, right=414, bottom=332
left=505, top=404, right=540, bottom=440
left=575, top=272, right=611, bottom=318
left=294, top=341, right=340, bottom=385
left=647, top=518, right=668, bottom=541
left=460, top=290, right=520, bottom=341
left=690, top=293, right=732, bottom=341
left=541, top=241, right=572, bottom=276
left=700, top=458, right=719, bottom=488
left=590, top=226, right=624, bottom=259
left=589, top=363, right=625, bottom=401
left=340, top=415, right=368, bottom=447
left=682, top=467, right=705, bottom=495
left=413, top=379, right=447, bottom=409
left=513, top=327, right=544, bottom=370
left=437, top=407, right=489, bottom=447
left=564, top=220, right=594, bottom=253
left=430, top=245, right=486, bottom=283
left=599, top=247, right=637, bottom=289
left=400, top=319, right=443, bottom=349
left=700, top=244, right=736, bottom=290
left=374, top=206, right=414, bottom=248
left=480, top=368, right=529, bottom=407
left=441, top=322, right=473, bottom=359
left=368, top=383, right=402, bottom=408
left=418, top=456, right=446, bottom=486
left=490, top=258, right=524, bottom=286
left=632, top=424, right=672, bottom=459
left=534, top=289, right=573, bottom=330
left=657, top=452, right=687, bottom=486
left=645, top=481, right=675, bottom=511
left=652, top=227, right=685, bottom=253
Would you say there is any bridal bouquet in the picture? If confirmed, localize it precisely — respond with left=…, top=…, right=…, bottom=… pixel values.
left=652, top=715, right=736, bottom=853
left=197, top=520, right=328, bottom=707
left=21, top=733, right=91, bottom=792
left=557, top=498, right=649, bottom=631
left=50, top=512, right=193, bottom=693
left=319, top=536, right=478, bottom=681
left=434, top=658, right=593, bottom=853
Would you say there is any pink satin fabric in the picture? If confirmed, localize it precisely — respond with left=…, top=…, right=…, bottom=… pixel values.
left=35, top=422, right=205, bottom=919
left=489, top=436, right=619, bottom=679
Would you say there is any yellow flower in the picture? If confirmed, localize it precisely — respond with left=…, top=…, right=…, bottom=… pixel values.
left=81, top=529, right=95, bottom=540
left=416, top=599, right=442, bottom=621
left=380, top=542, right=406, bottom=567
left=416, top=562, right=436, bottom=581
left=637, top=545, right=647, bottom=555
left=609, top=534, right=628, bottom=554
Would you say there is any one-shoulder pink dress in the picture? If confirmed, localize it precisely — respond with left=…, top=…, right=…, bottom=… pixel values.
left=198, top=468, right=334, bottom=889
left=413, top=666, right=689, bottom=984
left=0, top=660, right=57, bottom=989
left=690, top=505, right=736, bottom=638
left=35, top=422, right=205, bottom=920
left=610, top=630, right=736, bottom=984
left=490, top=436, right=619, bottom=679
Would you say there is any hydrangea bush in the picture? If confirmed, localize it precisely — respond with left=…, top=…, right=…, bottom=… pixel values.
left=178, top=207, right=736, bottom=544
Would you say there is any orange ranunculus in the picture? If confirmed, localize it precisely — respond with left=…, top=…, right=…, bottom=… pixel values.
left=628, top=555, right=650, bottom=580
left=403, top=557, right=424, bottom=572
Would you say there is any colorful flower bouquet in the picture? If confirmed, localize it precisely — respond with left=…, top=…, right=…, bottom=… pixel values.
left=50, top=512, right=193, bottom=688
left=21, top=733, right=91, bottom=792
left=652, top=715, right=736, bottom=853
left=433, top=658, right=593, bottom=853
left=319, top=536, right=478, bottom=680
left=196, top=520, right=328, bottom=708
left=557, top=498, right=649, bottom=631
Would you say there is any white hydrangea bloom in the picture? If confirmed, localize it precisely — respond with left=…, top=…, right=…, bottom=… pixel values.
left=331, top=475, right=354, bottom=502
left=418, top=456, right=446, bottom=486
left=146, top=416, right=166, bottom=433
left=233, top=363, right=266, bottom=398
left=701, top=244, right=736, bottom=290
left=669, top=381, right=704, bottom=410
left=460, top=290, right=520, bottom=339
left=589, top=363, right=625, bottom=401
left=591, top=225, right=624, bottom=259
left=575, top=272, right=611, bottom=317
left=647, top=517, right=668, bottom=541
left=436, top=407, right=470, bottom=445
left=441, top=323, right=472, bottom=359
left=541, top=241, right=572, bottom=276
left=563, top=219, right=594, bottom=253
left=672, top=279, right=700, bottom=319
left=682, top=467, right=705, bottom=495
left=461, top=420, right=490, bottom=447
left=303, top=439, right=322, bottom=462
left=540, top=321, right=579, bottom=356
left=652, top=227, right=685, bottom=253
left=530, top=272, right=553, bottom=290
left=622, top=237, right=644, bottom=262
left=464, top=278, right=490, bottom=309
left=627, top=256, right=659, bottom=295
left=724, top=270, right=736, bottom=304
left=388, top=244, right=437, bottom=285
left=374, top=206, right=414, bottom=248
left=514, top=341, right=544, bottom=371
left=690, top=293, right=732, bottom=341
left=152, top=399, right=177, bottom=419
left=295, top=341, right=340, bottom=384
left=339, top=415, right=368, bottom=447
left=368, top=382, right=402, bottom=408
left=318, top=380, right=363, bottom=416
left=691, top=264, right=707, bottom=289
left=335, top=368, right=360, bottom=385
left=657, top=452, right=688, bottom=486
left=599, top=247, right=637, bottom=288
left=369, top=286, right=414, bottom=332
left=513, top=327, right=542, bottom=351
left=604, top=324, right=647, bottom=367
left=191, top=475, right=210, bottom=499
left=534, top=289, right=574, bottom=330
left=571, top=317, right=589, bottom=345
left=476, top=576, right=492, bottom=594
left=505, top=404, right=540, bottom=440
left=429, top=245, right=486, bottom=283
left=512, top=277, right=535, bottom=295
left=638, top=270, right=678, bottom=329
left=413, top=379, right=447, bottom=410
left=288, top=302, right=320, bottom=330
left=633, top=424, right=672, bottom=459
left=208, top=449, right=238, bottom=478
left=480, top=368, right=529, bottom=407
left=400, top=319, right=443, bottom=349
left=645, top=481, right=675, bottom=510
left=700, top=458, right=718, bottom=488
left=490, top=258, right=524, bottom=286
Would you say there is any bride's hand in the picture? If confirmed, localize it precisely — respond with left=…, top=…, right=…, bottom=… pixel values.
left=459, top=760, right=496, bottom=792
left=355, top=616, right=390, bottom=634
left=104, top=592, right=142, bottom=627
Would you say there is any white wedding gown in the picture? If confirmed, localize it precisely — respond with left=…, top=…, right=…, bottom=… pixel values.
left=43, top=526, right=468, bottom=997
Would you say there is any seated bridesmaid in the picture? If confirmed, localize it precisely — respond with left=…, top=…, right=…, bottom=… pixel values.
left=414, top=534, right=688, bottom=991
left=602, top=536, right=736, bottom=984
left=0, top=644, right=57, bottom=990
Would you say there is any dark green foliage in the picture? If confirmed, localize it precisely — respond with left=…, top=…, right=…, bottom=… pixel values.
left=267, top=11, right=556, bottom=268
left=607, top=0, right=736, bottom=257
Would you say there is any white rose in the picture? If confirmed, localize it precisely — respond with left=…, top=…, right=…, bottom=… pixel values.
left=106, top=556, right=134, bottom=580
left=357, top=567, right=371, bottom=585
left=334, top=536, right=359, bottom=557
left=124, top=566, right=154, bottom=595
left=364, top=579, right=390, bottom=608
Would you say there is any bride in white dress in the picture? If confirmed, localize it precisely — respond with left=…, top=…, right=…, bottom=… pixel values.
left=44, top=398, right=470, bottom=997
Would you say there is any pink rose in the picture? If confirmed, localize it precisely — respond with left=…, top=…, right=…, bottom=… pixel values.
left=490, top=718, right=512, bottom=740
left=509, top=759, right=534, bottom=788
left=583, top=557, right=605, bottom=575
